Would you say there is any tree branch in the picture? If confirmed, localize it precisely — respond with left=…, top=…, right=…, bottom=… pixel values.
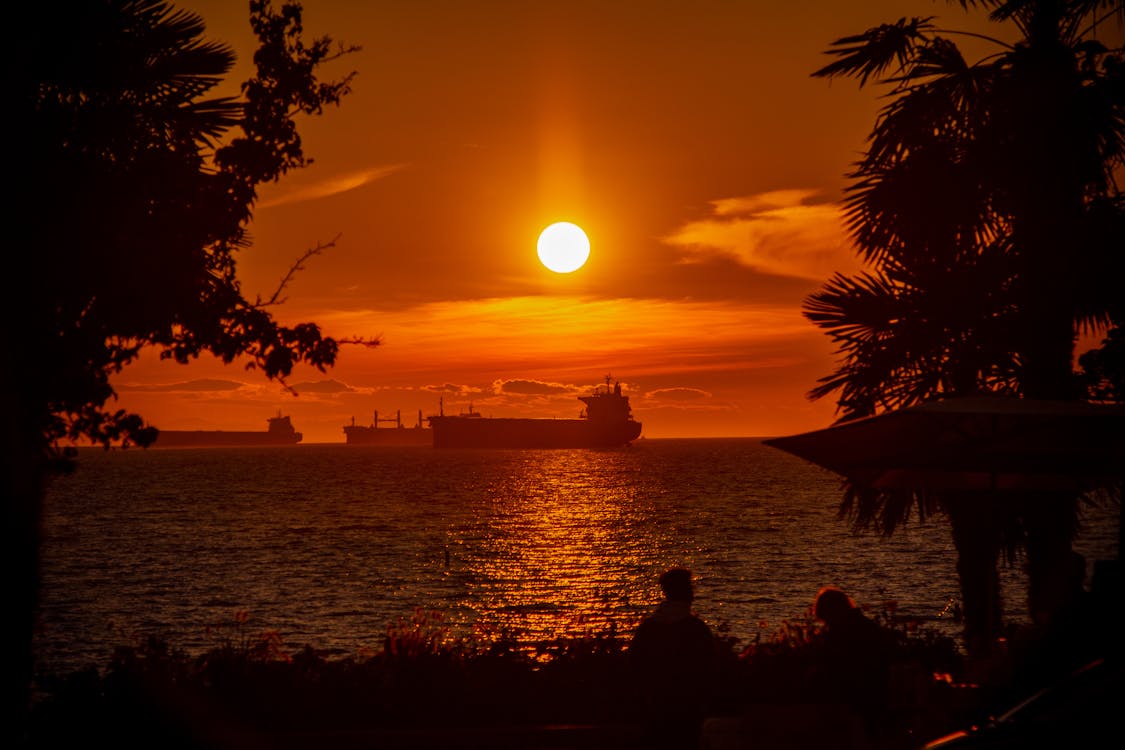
left=259, top=233, right=342, bottom=307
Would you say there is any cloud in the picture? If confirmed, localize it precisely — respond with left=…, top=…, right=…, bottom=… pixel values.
left=258, top=164, right=407, bottom=208
left=663, top=189, right=864, bottom=281
left=290, top=379, right=356, bottom=394
left=422, top=383, right=485, bottom=395
left=644, top=386, right=712, bottom=402
left=313, top=295, right=824, bottom=387
left=493, top=379, right=573, bottom=396
left=635, top=386, right=739, bottom=414
left=710, top=190, right=822, bottom=216
left=117, top=378, right=246, bottom=393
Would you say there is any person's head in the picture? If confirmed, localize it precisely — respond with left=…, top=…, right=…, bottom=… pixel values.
left=659, top=567, right=694, bottom=603
left=814, top=586, right=855, bottom=626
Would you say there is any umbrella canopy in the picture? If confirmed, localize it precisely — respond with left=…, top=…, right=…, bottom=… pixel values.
left=763, top=397, right=1125, bottom=493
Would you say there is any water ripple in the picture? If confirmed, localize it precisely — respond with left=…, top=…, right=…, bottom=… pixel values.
left=35, top=439, right=1119, bottom=676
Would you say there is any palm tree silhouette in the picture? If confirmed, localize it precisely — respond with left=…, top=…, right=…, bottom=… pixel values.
left=806, top=1, right=1124, bottom=655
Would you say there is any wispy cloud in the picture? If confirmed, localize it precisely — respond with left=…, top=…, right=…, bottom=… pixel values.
left=644, top=386, right=712, bottom=402
left=291, top=379, right=357, bottom=394
left=258, top=164, right=407, bottom=208
left=312, top=296, right=827, bottom=408
left=117, top=378, right=246, bottom=393
left=638, top=386, right=735, bottom=413
left=493, top=378, right=575, bottom=396
left=317, top=296, right=818, bottom=378
left=422, top=383, right=486, bottom=395
left=109, top=295, right=839, bottom=440
left=663, top=189, right=864, bottom=281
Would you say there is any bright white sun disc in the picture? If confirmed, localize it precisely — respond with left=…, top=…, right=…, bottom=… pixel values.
left=537, top=222, right=590, bottom=273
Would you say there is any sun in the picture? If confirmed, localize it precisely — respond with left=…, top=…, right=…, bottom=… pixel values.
left=537, top=222, right=590, bottom=273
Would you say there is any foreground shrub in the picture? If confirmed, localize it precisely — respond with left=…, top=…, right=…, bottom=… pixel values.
left=27, top=606, right=971, bottom=746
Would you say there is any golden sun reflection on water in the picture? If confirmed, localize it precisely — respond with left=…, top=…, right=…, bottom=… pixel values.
left=449, top=450, right=676, bottom=645
left=37, top=441, right=1120, bottom=676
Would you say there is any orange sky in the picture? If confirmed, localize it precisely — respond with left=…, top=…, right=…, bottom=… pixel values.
left=112, top=1, right=1017, bottom=443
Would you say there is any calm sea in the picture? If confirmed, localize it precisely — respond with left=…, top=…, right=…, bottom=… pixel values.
left=35, top=438, right=1119, bottom=677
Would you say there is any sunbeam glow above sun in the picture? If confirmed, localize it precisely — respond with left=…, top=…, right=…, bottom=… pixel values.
left=537, top=222, right=590, bottom=273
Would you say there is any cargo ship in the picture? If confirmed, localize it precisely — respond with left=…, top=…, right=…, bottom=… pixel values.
left=343, top=409, right=431, bottom=446
left=152, top=413, right=303, bottom=448
left=428, top=376, right=643, bottom=449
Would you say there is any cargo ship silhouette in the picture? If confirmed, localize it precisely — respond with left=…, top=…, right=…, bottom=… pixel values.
left=427, top=376, right=642, bottom=449
left=343, top=409, right=431, bottom=446
left=152, top=413, right=302, bottom=447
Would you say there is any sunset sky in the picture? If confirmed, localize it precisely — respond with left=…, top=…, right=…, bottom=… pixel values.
left=113, top=1, right=1023, bottom=443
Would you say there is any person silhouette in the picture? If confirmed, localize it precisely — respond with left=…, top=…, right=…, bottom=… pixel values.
left=630, top=567, right=717, bottom=749
left=811, top=586, right=895, bottom=738
left=1015, top=550, right=1101, bottom=690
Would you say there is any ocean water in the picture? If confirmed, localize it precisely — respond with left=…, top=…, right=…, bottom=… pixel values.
left=35, top=438, right=1119, bottom=677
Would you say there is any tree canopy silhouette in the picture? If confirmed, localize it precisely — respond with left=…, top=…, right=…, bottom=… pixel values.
left=806, top=0, right=1124, bottom=655
left=4, top=0, right=363, bottom=732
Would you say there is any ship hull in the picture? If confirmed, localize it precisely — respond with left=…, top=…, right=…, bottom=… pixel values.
left=343, top=426, right=432, bottom=446
left=153, top=414, right=302, bottom=448
left=428, top=416, right=642, bottom=449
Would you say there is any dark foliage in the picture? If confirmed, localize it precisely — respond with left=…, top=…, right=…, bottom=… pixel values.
left=11, top=0, right=364, bottom=458
left=26, top=609, right=973, bottom=748
left=4, top=1, right=366, bottom=736
left=804, top=0, right=1125, bottom=656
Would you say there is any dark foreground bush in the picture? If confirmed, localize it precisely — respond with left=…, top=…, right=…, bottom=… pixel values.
left=26, top=607, right=973, bottom=748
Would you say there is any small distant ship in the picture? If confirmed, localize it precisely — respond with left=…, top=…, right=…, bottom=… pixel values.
left=152, top=414, right=303, bottom=448
left=428, top=376, right=643, bottom=449
left=343, top=409, right=431, bottom=446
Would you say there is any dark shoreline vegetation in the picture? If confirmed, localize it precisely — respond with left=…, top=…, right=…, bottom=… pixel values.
left=27, top=602, right=1029, bottom=749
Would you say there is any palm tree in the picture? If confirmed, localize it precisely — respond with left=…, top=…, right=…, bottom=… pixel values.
left=806, top=1, right=1124, bottom=655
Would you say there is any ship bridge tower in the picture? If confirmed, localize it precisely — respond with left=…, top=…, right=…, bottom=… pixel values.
left=581, top=376, right=634, bottom=423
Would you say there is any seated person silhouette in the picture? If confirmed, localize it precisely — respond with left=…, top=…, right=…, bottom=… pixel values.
left=703, top=587, right=888, bottom=750
left=1016, top=550, right=1102, bottom=691
left=630, top=567, right=717, bottom=749
left=811, top=586, right=895, bottom=737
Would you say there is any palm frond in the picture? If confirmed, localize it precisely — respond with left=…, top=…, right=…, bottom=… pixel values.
left=812, top=17, right=936, bottom=85
left=950, top=1, right=1007, bottom=12
left=839, top=484, right=931, bottom=535
left=892, top=36, right=971, bottom=82
left=803, top=272, right=899, bottom=338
